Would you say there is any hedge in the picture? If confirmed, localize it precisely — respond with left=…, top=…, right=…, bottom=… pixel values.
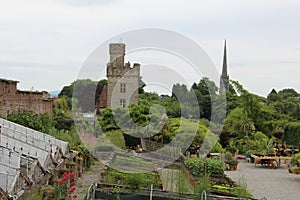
left=184, top=158, right=226, bottom=177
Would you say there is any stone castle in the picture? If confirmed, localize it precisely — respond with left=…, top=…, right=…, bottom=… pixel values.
left=0, top=79, right=53, bottom=117
left=99, top=43, right=140, bottom=108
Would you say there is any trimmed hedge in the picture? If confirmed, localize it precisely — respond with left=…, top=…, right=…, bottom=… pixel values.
left=184, top=158, right=226, bottom=177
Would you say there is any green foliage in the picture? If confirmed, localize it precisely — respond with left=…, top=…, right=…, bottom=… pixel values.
left=184, top=158, right=226, bottom=177
left=224, top=152, right=239, bottom=165
left=104, top=130, right=126, bottom=150
left=59, top=79, right=106, bottom=112
left=25, top=191, right=44, bottom=200
left=283, top=122, right=300, bottom=147
left=8, top=110, right=55, bottom=134
left=277, top=88, right=299, bottom=99
left=195, top=174, right=211, bottom=198
left=124, top=173, right=145, bottom=192
left=290, top=153, right=300, bottom=167
left=99, top=108, right=118, bottom=131
left=175, top=170, right=192, bottom=194
left=210, top=141, right=224, bottom=153
left=113, top=156, right=153, bottom=169
left=103, top=168, right=159, bottom=191
left=212, top=183, right=252, bottom=199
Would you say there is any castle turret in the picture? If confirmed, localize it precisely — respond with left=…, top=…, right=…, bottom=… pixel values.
left=109, top=43, right=125, bottom=65
left=106, top=43, right=140, bottom=108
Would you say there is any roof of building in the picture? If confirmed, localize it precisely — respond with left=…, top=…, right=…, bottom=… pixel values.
left=0, top=78, right=19, bottom=84
left=0, top=118, right=73, bottom=198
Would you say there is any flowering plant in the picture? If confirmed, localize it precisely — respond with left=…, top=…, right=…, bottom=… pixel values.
left=54, top=172, right=78, bottom=199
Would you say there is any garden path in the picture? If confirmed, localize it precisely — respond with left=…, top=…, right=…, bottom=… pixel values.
left=225, top=159, right=300, bottom=200
left=75, top=161, right=105, bottom=199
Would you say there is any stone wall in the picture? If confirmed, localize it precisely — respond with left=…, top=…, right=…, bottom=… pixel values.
left=0, top=78, right=53, bottom=117
left=106, top=43, right=140, bottom=108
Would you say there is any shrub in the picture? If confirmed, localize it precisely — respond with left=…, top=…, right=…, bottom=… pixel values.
left=290, top=152, right=300, bottom=167
left=53, top=172, right=77, bottom=200
left=206, top=159, right=226, bottom=177
left=184, top=158, right=226, bottom=177
left=104, top=130, right=126, bottom=149
left=124, top=173, right=145, bottom=192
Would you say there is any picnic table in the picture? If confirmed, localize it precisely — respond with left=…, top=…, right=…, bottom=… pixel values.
left=251, top=154, right=291, bottom=169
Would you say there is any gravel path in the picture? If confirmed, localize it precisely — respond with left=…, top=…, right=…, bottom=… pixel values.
left=75, top=161, right=105, bottom=199
left=225, top=159, right=300, bottom=200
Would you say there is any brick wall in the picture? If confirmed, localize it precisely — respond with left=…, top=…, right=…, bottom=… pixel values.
left=0, top=79, right=53, bottom=117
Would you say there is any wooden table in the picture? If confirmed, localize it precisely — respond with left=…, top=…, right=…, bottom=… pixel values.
left=251, top=154, right=291, bottom=169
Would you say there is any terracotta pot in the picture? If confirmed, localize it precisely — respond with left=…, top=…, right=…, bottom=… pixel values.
left=293, top=168, right=299, bottom=174
left=229, top=163, right=238, bottom=171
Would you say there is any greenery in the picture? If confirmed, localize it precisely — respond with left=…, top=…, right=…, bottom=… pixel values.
left=7, top=75, right=300, bottom=198
left=224, top=152, right=239, bottom=165
left=290, top=153, right=300, bottom=167
left=113, top=156, right=154, bottom=169
left=212, top=183, right=252, bottom=199
left=102, top=168, right=159, bottom=192
left=184, top=158, right=226, bottom=177
left=195, top=174, right=211, bottom=198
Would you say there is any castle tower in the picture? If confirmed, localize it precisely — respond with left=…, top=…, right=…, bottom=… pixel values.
left=106, top=43, right=140, bottom=108
left=219, top=40, right=229, bottom=94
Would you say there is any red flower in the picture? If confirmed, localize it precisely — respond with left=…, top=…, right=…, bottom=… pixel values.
left=71, top=181, right=76, bottom=186
left=62, top=172, right=68, bottom=177
left=69, top=187, right=76, bottom=193
left=57, top=178, right=64, bottom=185
left=69, top=172, right=75, bottom=178
left=73, top=195, right=78, bottom=199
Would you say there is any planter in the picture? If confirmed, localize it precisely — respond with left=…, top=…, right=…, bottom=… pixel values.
left=292, top=167, right=299, bottom=174
left=231, top=152, right=236, bottom=157
left=229, top=163, right=238, bottom=171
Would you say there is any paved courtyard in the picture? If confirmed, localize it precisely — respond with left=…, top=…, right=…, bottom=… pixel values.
left=225, top=159, right=300, bottom=200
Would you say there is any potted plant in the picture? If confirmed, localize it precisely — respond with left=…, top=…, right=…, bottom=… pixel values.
left=224, top=152, right=239, bottom=171
left=289, top=152, right=300, bottom=174
left=230, top=146, right=238, bottom=157
left=291, top=166, right=299, bottom=174
left=227, top=158, right=239, bottom=171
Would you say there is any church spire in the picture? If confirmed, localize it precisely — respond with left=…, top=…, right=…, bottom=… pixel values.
left=222, top=39, right=227, bottom=76
left=219, top=39, right=229, bottom=94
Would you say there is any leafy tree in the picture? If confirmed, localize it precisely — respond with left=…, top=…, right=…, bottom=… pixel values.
left=59, top=79, right=107, bottom=112
left=267, top=89, right=281, bottom=103
left=139, top=77, right=146, bottom=94
left=7, top=110, right=55, bottom=134
left=277, top=88, right=299, bottom=99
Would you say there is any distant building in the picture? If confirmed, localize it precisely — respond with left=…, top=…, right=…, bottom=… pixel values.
left=219, top=40, right=230, bottom=94
left=105, top=43, right=140, bottom=108
left=0, top=78, right=53, bottom=117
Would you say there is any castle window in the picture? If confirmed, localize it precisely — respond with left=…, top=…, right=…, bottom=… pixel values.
left=120, top=99, right=126, bottom=108
left=120, top=83, right=126, bottom=93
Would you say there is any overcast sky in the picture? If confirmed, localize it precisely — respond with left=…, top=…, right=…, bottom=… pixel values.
left=0, top=0, right=300, bottom=97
